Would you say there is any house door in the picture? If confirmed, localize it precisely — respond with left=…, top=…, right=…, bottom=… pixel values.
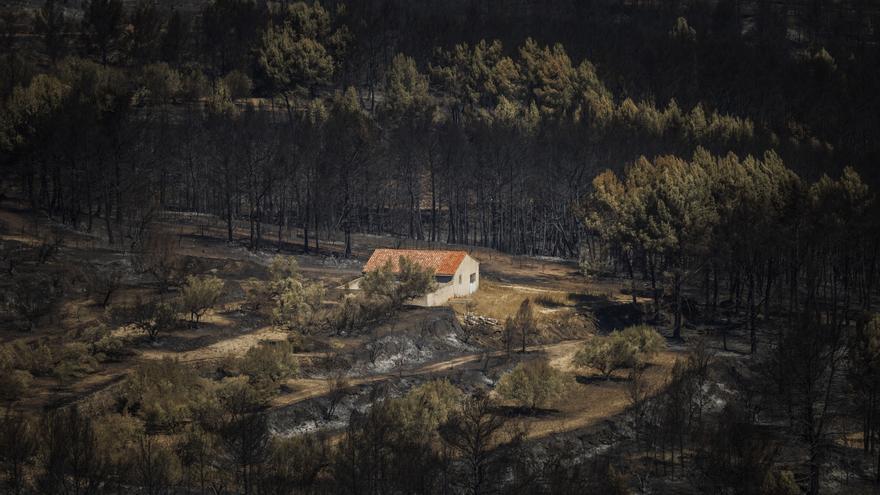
left=469, top=273, right=477, bottom=293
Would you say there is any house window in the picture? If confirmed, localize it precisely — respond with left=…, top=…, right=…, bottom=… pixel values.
left=470, top=273, right=476, bottom=283
left=459, top=275, right=462, bottom=284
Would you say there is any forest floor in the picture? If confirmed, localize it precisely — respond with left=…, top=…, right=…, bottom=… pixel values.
left=4, top=202, right=877, bottom=493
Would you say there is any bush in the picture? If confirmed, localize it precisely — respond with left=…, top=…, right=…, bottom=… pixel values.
left=120, top=358, right=208, bottom=430
left=272, top=278, right=325, bottom=331
left=574, top=325, right=665, bottom=379
left=0, top=367, right=33, bottom=402
left=264, top=256, right=325, bottom=332
left=140, top=62, right=182, bottom=104
left=495, top=359, right=567, bottom=410
left=619, top=324, right=665, bottom=359
left=180, top=66, right=210, bottom=101
left=395, top=256, right=436, bottom=304
left=360, top=260, right=396, bottom=301
left=214, top=376, right=266, bottom=416
left=330, top=294, right=392, bottom=335
left=52, top=342, right=101, bottom=385
left=5, top=340, right=55, bottom=376
left=361, top=256, right=436, bottom=308
left=761, top=470, right=800, bottom=495
left=114, top=297, right=179, bottom=341
left=233, top=340, right=299, bottom=398
left=573, top=334, right=636, bottom=379
left=394, top=379, right=463, bottom=435
left=222, top=70, right=252, bottom=100
left=180, top=275, right=224, bottom=327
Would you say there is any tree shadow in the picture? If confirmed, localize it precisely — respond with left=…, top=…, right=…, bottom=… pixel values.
left=568, top=293, right=645, bottom=333
left=575, top=374, right=629, bottom=385
left=493, top=404, right=560, bottom=418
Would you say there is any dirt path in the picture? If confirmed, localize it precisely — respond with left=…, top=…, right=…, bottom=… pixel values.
left=271, top=340, right=588, bottom=408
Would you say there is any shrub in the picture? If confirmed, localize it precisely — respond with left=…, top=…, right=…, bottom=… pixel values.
left=360, top=260, right=395, bottom=301
left=395, top=256, right=436, bottom=304
left=121, top=358, right=208, bottom=430
left=215, top=376, right=265, bottom=415
left=495, top=359, right=567, bottom=410
left=264, top=256, right=325, bottom=332
left=619, top=324, right=665, bottom=360
left=361, top=256, right=436, bottom=308
left=265, top=435, right=329, bottom=491
left=330, top=294, right=392, bottom=335
left=222, top=70, right=252, bottom=100
left=394, top=379, right=464, bottom=435
left=6, top=340, right=55, bottom=376
left=140, top=62, right=182, bottom=104
left=52, top=342, right=101, bottom=385
left=180, top=275, right=224, bottom=327
left=574, top=325, right=665, bottom=379
left=180, top=66, right=210, bottom=101
left=761, top=470, right=800, bottom=495
left=573, top=334, right=637, bottom=379
left=114, top=297, right=179, bottom=341
left=235, top=340, right=299, bottom=397
left=0, top=366, right=33, bottom=402
left=272, top=278, right=325, bottom=331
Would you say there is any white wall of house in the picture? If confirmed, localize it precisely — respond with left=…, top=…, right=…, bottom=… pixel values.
left=451, top=255, right=480, bottom=297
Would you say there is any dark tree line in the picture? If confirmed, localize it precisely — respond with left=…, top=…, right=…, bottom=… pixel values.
left=1, top=0, right=878, bottom=258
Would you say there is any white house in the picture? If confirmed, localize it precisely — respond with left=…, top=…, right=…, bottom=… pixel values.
left=352, top=248, right=480, bottom=307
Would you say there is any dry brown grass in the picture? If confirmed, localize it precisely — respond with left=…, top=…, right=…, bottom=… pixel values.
left=516, top=348, right=680, bottom=440
left=451, top=279, right=576, bottom=321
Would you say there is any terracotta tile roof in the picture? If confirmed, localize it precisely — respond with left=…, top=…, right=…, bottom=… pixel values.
left=363, top=249, right=468, bottom=276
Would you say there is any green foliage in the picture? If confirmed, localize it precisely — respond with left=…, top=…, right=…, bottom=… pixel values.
left=574, top=334, right=636, bottom=378
left=384, top=53, right=429, bottom=115
left=114, top=297, right=179, bottom=341
left=265, top=435, right=328, bottom=491
left=259, top=22, right=334, bottom=97
left=393, top=379, right=463, bottom=436
left=361, top=256, right=436, bottom=308
left=1, top=74, right=67, bottom=151
left=619, top=325, right=666, bottom=360
left=264, top=256, right=325, bottom=331
left=495, top=359, right=566, bottom=410
left=121, top=358, right=209, bottom=430
left=395, top=256, right=437, bottom=304
left=760, top=470, right=800, bottom=495
left=139, top=63, right=181, bottom=104
left=180, top=275, right=224, bottom=326
left=228, top=340, right=299, bottom=399
left=575, top=326, right=662, bottom=379
left=360, top=260, right=396, bottom=301
left=221, top=70, right=253, bottom=100
left=52, top=342, right=101, bottom=385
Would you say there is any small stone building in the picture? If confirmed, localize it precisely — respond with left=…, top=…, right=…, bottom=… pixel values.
left=354, top=248, right=480, bottom=306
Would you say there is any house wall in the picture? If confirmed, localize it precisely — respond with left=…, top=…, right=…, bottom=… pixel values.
left=351, top=254, right=480, bottom=307
left=451, top=255, right=480, bottom=297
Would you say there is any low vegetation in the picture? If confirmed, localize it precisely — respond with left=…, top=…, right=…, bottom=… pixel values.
left=495, top=359, right=567, bottom=411
left=179, top=275, right=224, bottom=327
left=574, top=325, right=665, bottom=379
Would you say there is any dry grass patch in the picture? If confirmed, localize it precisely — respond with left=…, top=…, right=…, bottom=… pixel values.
left=516, top=349, right=679, bottom=440
left=455, top=280, right=575, bottom=321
